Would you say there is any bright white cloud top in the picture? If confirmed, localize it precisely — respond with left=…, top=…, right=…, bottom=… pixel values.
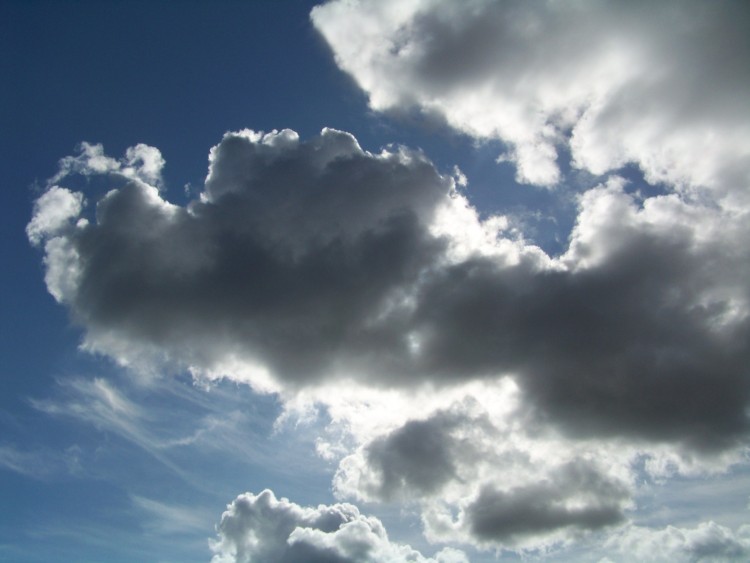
left=25, top=0, right=750, bottom=561
left=312, top=0, right=750, bottom=195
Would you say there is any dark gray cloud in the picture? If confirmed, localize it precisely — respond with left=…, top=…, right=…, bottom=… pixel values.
left=29, top=130, right=750, bottom=454
left=31, top=129, right=452, bottom=387
left=210, top=489, right=468, bottom=563
left=409, top=231, right=750, bottom=451
left=466, top=460, right=629, bottom=545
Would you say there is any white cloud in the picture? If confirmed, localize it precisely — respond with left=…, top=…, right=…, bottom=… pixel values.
left=312, top=0, right=750, bottom=197
left=26, top=186, right=84, bottom=246
left=607, top=522, right=750, bottom=562
left=22, top=0, right=750, bottom=558
left=326, top=386, right=637, bottom=553
left=32, top=377, right=145, bottom=433
left=29, top=377, right=192, bottom=479
left=210, top=489, right=467, bottom=563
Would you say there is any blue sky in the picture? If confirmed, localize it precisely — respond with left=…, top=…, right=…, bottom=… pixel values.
left=3, top=1, right=750, bottom=562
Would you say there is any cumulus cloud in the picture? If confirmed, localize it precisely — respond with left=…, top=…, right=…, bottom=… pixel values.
left=463, top=460, right=628, bottom=547
left=26, top=186, right=85, bottom=246
left=29, top=124, right=750, bottom=554
left=26, top=1, right=750, bottom=558
left=50, top=141, right=165, bottom=187
left=607, top=521, right=750, bottom=562
left=410, top=179, right=750, bottom=451
left=210, top=489, right=467, bottom=563
left=328, top=388, right=636, bottom=551
left=28, top=128, right=750, bottom=452
left=312, top=0, right=750, bottom=195
left=28, top=128, right=457, bottom=389
left=356, top=411, right=465, bottom=500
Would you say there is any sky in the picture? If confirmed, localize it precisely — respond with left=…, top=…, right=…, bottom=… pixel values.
left=2, top=1, right=750, bottom=562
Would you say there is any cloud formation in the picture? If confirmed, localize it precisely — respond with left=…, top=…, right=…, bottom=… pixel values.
left=328, top=386, right=636, bottom=551
left=27, top=130, right=750, bottom=454
left=24, top=1, right=750, bottom=559
left=29, top=4, right=750, bottom=542
left=607, top=522, right=750, bottom=562
left=210, top=489, right=467, bottom=563
left=28, top=129, right=456, bottom=390
left=464, top=460, right=628, bottom=546
left=312, top=0, right=750, bottom=194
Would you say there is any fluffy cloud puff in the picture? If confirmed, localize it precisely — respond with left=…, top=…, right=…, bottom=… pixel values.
left=29, top=127, right=750, bottom=554
left=312, top=0, right=750, bottom=196
left=28, top=128, right=750, bottom=453
left=210, top=489, right=468, bottom=563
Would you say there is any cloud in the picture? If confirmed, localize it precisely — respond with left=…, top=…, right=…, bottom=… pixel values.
left=410, top=179, right=750, bottom=451
left=328, top=388, right=635, bottom=551
left=29, top=124, right=750, bottom=554
left=210, top=489, right=467, bottom=563
left=26, top=186, right=85, bottom=246
left=28, top=128, right=750, bottom=453
left=464, top=460, right=628, bottom=547
left=29, top=377, right=197, bottom=482
left=312, top=0, right=750, bottom=195
left=27, top=373, right=334, bottom=494
left=607, top=522, right=750, bottom=562
left=50, top=141, right=165, bottom=187
left=23, top=0, right=750, bottom=559
left=356, top=411, right=463, bottom=500
left=131, top=495, right=209, bottom=535
left=28, top=128, right=455, bottom=390
left=32, top=377, right=148, bottom=442
left=0, top=444, right=78, bottom=480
